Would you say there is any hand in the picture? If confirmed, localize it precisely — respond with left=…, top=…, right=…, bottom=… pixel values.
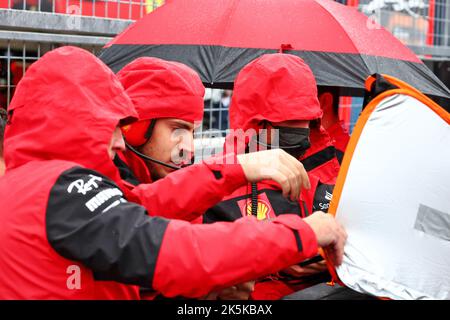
left=282, top=261, right=329, bottom=277
left=217, top=281, right=255, bottom=300
left=237, top=149, right=310, bottom=201
left=303, top=211, right=347, bottom=266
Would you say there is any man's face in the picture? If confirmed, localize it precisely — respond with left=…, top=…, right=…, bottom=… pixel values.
left=138, top=118, right=196, bottom=181
left=108, top=126, right=126, bottom=160
left=255, top=119, right=311, bottom=159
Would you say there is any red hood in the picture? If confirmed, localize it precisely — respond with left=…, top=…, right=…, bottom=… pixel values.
left=4, top=46, right=138, bottom=182
left=230, top=53, right=322, bottom=132
left=117, top=57, right=204, bottom=122
left=302, top=124, right=334, bottom=159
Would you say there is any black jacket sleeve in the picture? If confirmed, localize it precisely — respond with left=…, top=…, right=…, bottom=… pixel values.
left=45, top=166, right=169, bottom=288
left=312, top=182, right=334, bottom=213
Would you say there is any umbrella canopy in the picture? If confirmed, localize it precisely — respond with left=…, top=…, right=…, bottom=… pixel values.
left=99, top=0, right=450, bottom=100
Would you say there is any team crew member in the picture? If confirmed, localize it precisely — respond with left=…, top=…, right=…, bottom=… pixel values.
left=115, top=57, right=318, bottom=300
left=0, top=47, right=347, bottom=299
left=317, top=87, right=350, bottom=164
left=205, top=54, right=340, bottom=299
left=114, top=57, right=308, bottom=222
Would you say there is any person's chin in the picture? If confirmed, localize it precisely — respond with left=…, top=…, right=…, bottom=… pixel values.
left=152, top=167, right=173, bottom=181
left=163, top=166, right=177, bottom=175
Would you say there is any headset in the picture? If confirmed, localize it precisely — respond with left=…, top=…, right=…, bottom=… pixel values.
left=125, top=141, right=189, bottom=171
left=122, top=119, right=155, bottom=147
left=122, top=119, right=193, bottom=171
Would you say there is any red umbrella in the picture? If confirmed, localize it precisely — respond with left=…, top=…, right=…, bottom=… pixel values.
left=99, top=0, right=450, bottom=100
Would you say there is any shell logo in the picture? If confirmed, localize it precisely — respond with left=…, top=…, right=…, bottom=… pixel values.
left=246, top=199, right=271, bottom=220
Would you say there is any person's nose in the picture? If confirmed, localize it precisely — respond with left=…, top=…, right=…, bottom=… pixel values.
left=177, top=134, right=195, bottom=165
left=113, top=132, right=126, bottom=153
left=178, top=150, right=194, bottom=166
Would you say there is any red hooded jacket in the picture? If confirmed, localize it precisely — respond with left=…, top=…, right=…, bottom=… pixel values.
left=205, top=54, right=336, bottom=299
left=0, top=47, right=318, bottom=299
left=326, top=121, right=350, bottom=164
left=218, top=53, right=337, bottom=216
left=300, top=123, right=340, bottom=185
left=113, top=57, right=250, bottom=222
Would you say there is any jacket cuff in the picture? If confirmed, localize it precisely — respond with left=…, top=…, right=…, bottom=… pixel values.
left=272, top=214, right=319, bottom=258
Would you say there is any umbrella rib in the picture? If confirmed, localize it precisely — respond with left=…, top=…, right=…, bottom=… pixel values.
left=212, top=0, right=242, bottom=83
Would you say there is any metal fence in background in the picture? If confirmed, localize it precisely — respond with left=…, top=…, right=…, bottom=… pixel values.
left=0, top=40, right=101, bottom=108
left=357, top=0, right=450, bottom=58
left=0, top=0, right=165, bottom=108
left=0, top=0, right=162, bottom=20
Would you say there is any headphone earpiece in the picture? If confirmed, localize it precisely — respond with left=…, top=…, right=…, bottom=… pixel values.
left=121, top=119, right=152, bottom=147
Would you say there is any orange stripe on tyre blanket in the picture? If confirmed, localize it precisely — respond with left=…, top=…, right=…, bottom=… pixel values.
left=324, top=74, right=450, bottom=300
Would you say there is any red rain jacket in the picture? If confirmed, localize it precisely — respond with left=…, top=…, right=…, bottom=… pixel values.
left=114, top=57, right=250, bottom=222
left=224, top=53, right=337, bottom=214
left=117, top=57, right=205, bottom=125
left=205, top=54, right=337, bottom=299
left=116, top=149, right=247, bottom=222
left=229, top=53, right=340, bottom=184
left=300, top=124, right=340, bottom=185
left=326, top=121, right=350, bottom=164
left=0, top=47, right=318, bottom=299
